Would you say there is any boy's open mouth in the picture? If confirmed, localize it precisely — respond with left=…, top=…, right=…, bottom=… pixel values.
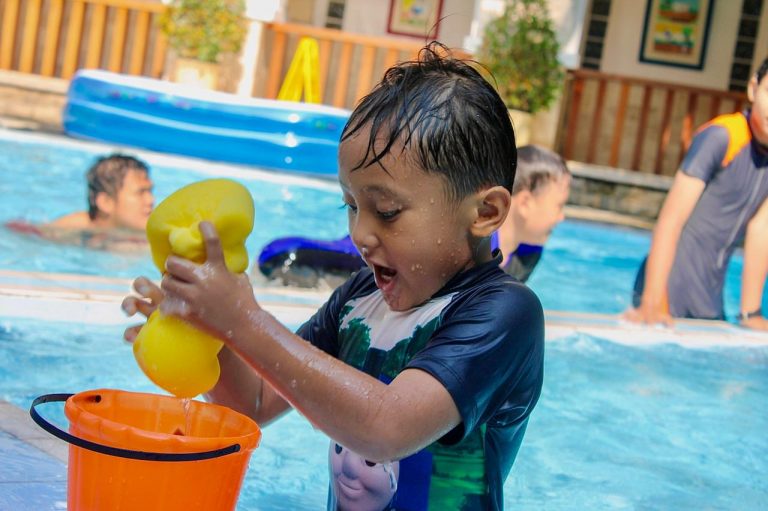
left=373, top=264, right=397, bottom=290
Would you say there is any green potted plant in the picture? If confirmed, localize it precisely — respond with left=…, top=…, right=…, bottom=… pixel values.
left=478, top=0, right=564, bottom=144
left=159, top=0, right=248, bottom=89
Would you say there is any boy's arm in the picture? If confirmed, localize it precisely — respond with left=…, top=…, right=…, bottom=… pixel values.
left=626, top=170, right=705, bottom=325
left=162, top=223, right=461, bottom=462
left=123, top=277, right=293, bottom=425
left=739, top=196, right=768, bottom=331
left=205, top=346, right=293, bottom=426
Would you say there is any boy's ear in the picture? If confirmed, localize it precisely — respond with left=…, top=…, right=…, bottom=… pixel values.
left=470, top=186, right=511, bottom=237
left=747, top=75, right=758, bottom=103
left=513, top=189, right=534, bottom=218
left=95, top=192, right=115, bottom=218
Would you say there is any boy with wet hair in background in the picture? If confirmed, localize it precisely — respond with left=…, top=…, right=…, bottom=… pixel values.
left=49, top=153, right=154, bottom=232
left=123, top=43, right=544, bottom=510
left=496, top=144, right=571, bottom=282
left=626, top=56, right=768, bottom=330
left=38, top=153, right=155, bottom=250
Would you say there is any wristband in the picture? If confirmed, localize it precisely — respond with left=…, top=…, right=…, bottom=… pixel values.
left=737, top=308, right=763, bottom=321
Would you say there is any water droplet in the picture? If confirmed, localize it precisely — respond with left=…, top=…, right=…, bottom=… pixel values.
left=383, top=462, right=398, bottom=491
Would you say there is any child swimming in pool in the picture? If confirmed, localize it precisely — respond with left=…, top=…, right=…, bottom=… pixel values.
left=123, top=43, right=544, bottom=510
left=42, top=153, right=153, bottom=251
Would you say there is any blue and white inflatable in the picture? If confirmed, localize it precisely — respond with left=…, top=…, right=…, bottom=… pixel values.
left=63, top=70, right=351, bottom=176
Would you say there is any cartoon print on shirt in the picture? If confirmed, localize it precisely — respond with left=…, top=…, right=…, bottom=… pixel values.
left=327, top=290, right=458, bottom=511
left=330, top=442, right=400, bottom=511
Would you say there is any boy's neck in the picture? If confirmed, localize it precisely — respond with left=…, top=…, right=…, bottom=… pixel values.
left=497, top=218, right=521, bottom=266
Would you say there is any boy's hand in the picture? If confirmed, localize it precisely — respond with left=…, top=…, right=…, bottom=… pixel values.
left=121, top=276, right=163, bottom=342
left=623, top=293, right=673, bottom=327
left=741, top=315, right=768, bottom=331
left=160, top=221, right=258, bottom=341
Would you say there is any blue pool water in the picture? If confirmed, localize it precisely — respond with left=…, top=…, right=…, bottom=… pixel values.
left=1, top=128, right=767, bottom=509
left=1, top=129, right=766, bottom=319
left=1, top=317, right=766, bottom=509
left=0, top=130, right=347, bottom=280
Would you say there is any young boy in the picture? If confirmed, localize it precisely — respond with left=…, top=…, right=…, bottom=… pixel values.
left=48, top=153, right=154, bottom=232
left=123, top=43, right=544, bottom=510
left=495, top=144, right=571, bottom=282
left=626, top=56, right=768, bottom=327
left=41, top=153, right=154, bottom=250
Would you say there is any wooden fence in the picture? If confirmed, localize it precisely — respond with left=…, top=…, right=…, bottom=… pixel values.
left=0, top=4, right=753, bottom=177
left=0, top=0, right=167, bottom=79
left=558, top=69, right=749, bottom=176
left=258, top=22, right=470, bottom=110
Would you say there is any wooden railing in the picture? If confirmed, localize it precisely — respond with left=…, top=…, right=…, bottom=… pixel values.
left=259, top=22, right=470, bottom=110
left=558, top=69, right=748, bottom=176
left=0, top=0, right=167, bottom=79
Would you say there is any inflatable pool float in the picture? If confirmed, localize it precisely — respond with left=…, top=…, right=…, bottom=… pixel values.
left=63, top=70, right=350, bottom=176
left=257, top=233, right=544, bottom=287
left=257, top=234, right=365, bottom=287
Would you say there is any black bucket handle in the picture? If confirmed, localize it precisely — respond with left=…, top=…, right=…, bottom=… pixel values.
left=30, top=393, right=241, bottom=462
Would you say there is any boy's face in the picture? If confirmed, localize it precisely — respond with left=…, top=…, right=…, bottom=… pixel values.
left=520, top=174, right=570, bottom=245
left=101, top=169, right=155, bottom=231
left=748, top=72, right=768, bottom=146
left=339, top=130, right=479, bottom=311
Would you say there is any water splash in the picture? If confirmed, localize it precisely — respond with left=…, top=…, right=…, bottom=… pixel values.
left=182, top=397, right=192, bottom=435
left=382, top=462, right=398, bottom=492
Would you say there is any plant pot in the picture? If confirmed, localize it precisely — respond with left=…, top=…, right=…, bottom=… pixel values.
left=171, top=57, right=221, bottom=90
left=508, top=108, right=532, bottom=147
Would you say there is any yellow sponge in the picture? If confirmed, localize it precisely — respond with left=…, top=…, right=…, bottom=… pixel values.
left=134, top=179, right=254, bottom=398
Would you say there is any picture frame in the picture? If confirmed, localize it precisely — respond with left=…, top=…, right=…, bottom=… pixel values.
left=387, top=0, right=444, bottom=39
left=639, top=0, right=714, bottom=69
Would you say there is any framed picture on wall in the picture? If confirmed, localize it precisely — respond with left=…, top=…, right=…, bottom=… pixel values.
left=639, top=0, right=714, bottom=69
left=387, top=0, right=444, bottom=39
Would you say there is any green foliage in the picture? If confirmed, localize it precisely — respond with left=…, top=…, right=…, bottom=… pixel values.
left=159, top=0, right=248, bottom=63
left=478, top=0, right=564, bottom=113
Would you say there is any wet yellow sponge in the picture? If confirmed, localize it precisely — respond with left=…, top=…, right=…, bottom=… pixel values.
left=146, top=178, right=255, bottom=274
left=134, top=179, right=255, bottom=398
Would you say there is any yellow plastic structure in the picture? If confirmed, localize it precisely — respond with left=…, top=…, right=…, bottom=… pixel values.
left=277, top=36, right=321, bottom=103
left=133, top=179, right=255, bottom=398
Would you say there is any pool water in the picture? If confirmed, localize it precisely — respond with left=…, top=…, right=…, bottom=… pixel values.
left=1, top=128, right=767, bottom=509
left=0, top=130, right=347, bottom=279
left=1, top=129, right=766, bottom=319
left=2, top=317, right=766, bottom=509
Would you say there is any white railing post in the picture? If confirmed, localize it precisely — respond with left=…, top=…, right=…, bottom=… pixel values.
left=237, top=0, right=284, bottom=96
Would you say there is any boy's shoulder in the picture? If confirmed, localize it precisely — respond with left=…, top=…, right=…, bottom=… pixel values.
left=695, top=112, right=751, bottom=164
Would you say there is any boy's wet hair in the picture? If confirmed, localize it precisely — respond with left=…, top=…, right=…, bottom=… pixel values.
left=87, top=154, right=149, bottom=219
left=512, top=145, right=570, bottom=195
left=341, top=42, right=517, bottom=202
left=756, top=56, right=768, bottom=84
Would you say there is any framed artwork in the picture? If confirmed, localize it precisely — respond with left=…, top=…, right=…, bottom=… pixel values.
left=387, top=0, right=444, bottom=39
left=639, top=0, right=714, bottom=69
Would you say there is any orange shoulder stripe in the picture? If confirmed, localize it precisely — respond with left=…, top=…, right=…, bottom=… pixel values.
left=696, top=112, right=751, bottom=167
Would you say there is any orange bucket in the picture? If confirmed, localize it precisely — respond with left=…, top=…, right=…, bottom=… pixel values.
left=30, top=389, right=261, bottom=511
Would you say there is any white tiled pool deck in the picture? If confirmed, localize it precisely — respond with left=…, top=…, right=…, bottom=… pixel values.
left=2, top=269, right=767, bottom=509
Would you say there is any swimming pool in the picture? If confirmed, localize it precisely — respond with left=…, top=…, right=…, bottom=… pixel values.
left=2, top=315, right=766, bottom=510
left=1, top=128, right=767, bottom=509
left=1, top=128, right=765, bottom=318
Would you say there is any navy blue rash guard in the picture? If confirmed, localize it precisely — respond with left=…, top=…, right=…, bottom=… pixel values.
left=297, top=254, right=544, bottom=510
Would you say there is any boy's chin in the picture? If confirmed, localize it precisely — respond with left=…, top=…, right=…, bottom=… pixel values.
left=381, top=288, right=414, bottom=312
